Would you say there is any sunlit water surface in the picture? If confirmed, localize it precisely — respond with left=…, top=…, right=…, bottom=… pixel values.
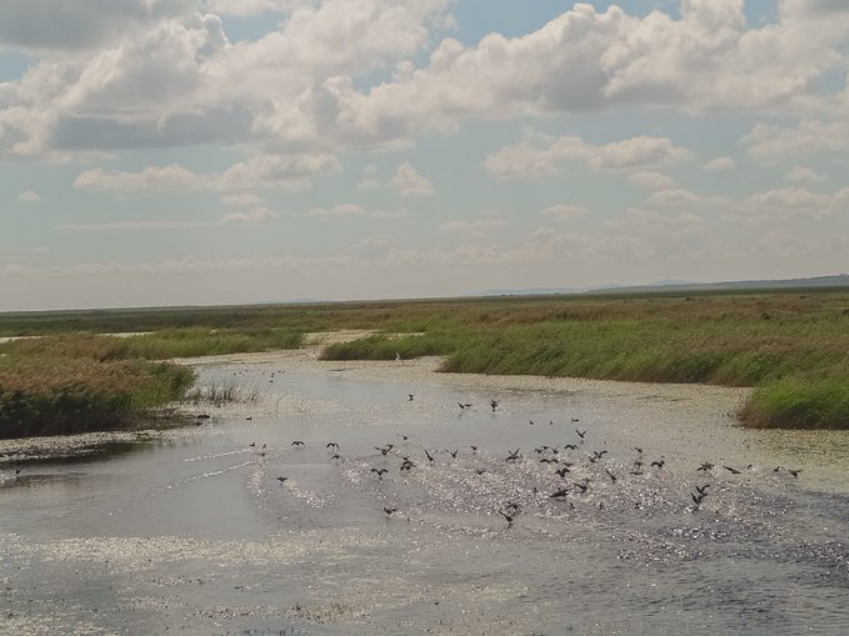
left=2, top=360, right=849, bottom=635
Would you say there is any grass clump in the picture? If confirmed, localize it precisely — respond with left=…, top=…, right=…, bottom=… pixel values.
left=0, top=327, right=301, bottom=438
left=0, top=357, right=194, bottom=438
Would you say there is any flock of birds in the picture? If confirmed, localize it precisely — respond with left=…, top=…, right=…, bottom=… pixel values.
left=236, top=393, right=805, bottom=527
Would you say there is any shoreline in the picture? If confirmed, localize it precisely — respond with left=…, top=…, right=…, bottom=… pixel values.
left=2, top=332, right=751, bottom=465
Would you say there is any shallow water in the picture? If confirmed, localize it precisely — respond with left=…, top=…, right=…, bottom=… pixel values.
left=2, top=358, right=849, bottom=635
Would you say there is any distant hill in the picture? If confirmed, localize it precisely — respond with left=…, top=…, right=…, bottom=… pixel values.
left=471, top=274, right=849, bottom=298
left=588, top=274, right=849, bottom=295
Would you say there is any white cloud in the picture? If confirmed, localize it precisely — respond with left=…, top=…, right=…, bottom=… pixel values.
left=541, top=204, right=588, bottom=221
left=742, top=120, right=849, bottom=158
left=18, top=189, right=42, bottom=202
left=703, top=157, right=736, bottom=172
left=307, top=203, right=366, bottom=217
left=391, top=161, right=435, bottom=197
left=735, top=185, right=849, bottom=219
left=484, top=134, right=692, bottom=181
left=3, top=0, right=845, bottom=161
left=784, top=165, right=825, bottom=183
left=73, top=154, right=338, bottom=192
left=627, top=171, right=678, bottom=190
left=221, top=206, right=279, bottom=224
left=647, top=189, right=731, bottom=207
left=439, top=218, right=507, bottom=232
left=221, top=193, right=263, bottom=207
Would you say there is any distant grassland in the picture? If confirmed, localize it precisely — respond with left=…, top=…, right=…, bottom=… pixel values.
left=2, top=289, right=849, bottom=431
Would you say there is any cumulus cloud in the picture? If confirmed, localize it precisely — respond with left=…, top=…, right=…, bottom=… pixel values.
left=391, top=162, right=435, bottom=196
left=73, top=154, right=338, bottom=192
left=742, top=120, right=849, bottom=158
left=647, top=189, right=731, bottom=207
left=735, top=185, right=849, bottom=220
left=484, top=134, right=692, bottom=180
left=541, top=204, right=588, bottom=221
left=2, top=0, right=847, bottom=161
left=17, top=189, right=42, bottom=202
left=784, top=165, right=825, bottom=183
left=627, top=171, right=678, bottom=190
left=220, top=206, right=279, bottom=223
left=703, top=157, right=736, bottom=171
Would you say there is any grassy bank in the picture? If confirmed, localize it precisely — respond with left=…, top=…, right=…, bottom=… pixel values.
left=3, top=291, right=849, bottom=429
left=0, top=357, right=194, bottom=438
left=317, top=294, right=849, bottom=430
left=0, top=327, right=303, bottom=361
left=0, top=327, right=303, bottom=438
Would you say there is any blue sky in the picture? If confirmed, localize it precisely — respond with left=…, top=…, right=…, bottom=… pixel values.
left=1, top=0, right=848, bottom=310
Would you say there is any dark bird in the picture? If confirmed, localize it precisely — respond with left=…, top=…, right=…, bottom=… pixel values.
left=589, top=450, right=608, bottom=463
left=605, top=469, right=617, bottom=483
left=469, top=445, right=479, bottom=453
left=375, top=444, right=394, bottom=456
left=633, top=447, right=643, bottom=454
left=540, top=458, right=555, bottom=464
left=457, top=402, right=472, bottom=410
left=383, top=506, right=397, bottom=515
left=408, top=394, right=414, bottom=401
left=529, top=420, right=535, bottom=426
left=276, top=476, right=288, bottom=483
left=422, top=448, right=435, bottom=463
left=498, top=510, right=515, bottom=525
left=788, top=468, right=802, bottom=478
left=400, top=460, right=415, bottom=471
left=331, top=453, right=342, bottom=461
left=575, top=429, right=587, bottom=439
left=246, top=416, right=253, bottom=421
left=549, top=488, right=570, bottom=499
left=691, top=492, right=707, bottom=507
left=549, top=420, right=554, bottom=426
left=555, top=467, right=571, bottom=478
left=571, top=418, right=580, bottom=423
left=475, top=469, right=487, bottom=475
left=444, top=449, right=459, bottom=459
left=249, top=442, right=256, bottom=448
left=262, top=443, right=267, bottom=449
left=371, top=468, right=388, bottom=479
left=490, top=399, right=499, bottom=412
left=326, top=442, right=339, bottom=449
left=197, top=414, right=211, bottom=420
left=573, top=481, right=589, bottom=494
left=505, top=448, right=521, bottom=462
left=651, top=459, right=665, bottom=469
left=292, top=441, right=305, bottom=447
left=563, top=444, right=578, bottom=451
left=698, top=462, right=714, bottom=472
left=723, top=465, right=741, bottom=475
left=398, top=434, right=410, bottom=441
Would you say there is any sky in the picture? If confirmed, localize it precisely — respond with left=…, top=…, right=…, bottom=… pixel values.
left=1, top=0, right=848, bottom=311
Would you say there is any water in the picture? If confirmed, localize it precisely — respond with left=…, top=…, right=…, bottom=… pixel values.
left=2, top=357, right=849, bottom=635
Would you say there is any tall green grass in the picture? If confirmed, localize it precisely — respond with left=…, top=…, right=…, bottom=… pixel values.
left=321, top=313, right=849, bottom=430
left=4, top=292, right=849, bottom=430
left=0, top=327, right=302, bottom=438
left=0, top=327, right=303, bottom=361
left=0, top=357, right=194, bottom=438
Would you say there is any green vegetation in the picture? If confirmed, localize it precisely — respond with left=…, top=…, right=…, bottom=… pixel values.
left=318, top=292, right=849, bottom=430
left=0, top=327, right=303, bottom=361
left=3, top=289, right=849, bottom=431
left=0, top=327, right=303, bottom=438
left=0, top=356, right=194, bottom=438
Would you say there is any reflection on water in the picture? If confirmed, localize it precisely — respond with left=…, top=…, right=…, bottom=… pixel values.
left=2, top=361, right=849, bottom=635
